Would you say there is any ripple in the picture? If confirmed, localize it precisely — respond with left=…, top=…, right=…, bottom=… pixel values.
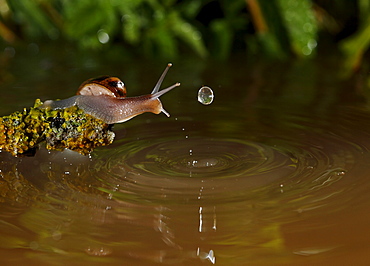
left=92, top=107, right=368, bottom=210
left=95, top=136, right=303, bottom=203
left=1, top=107, right=370, bottom=265
left=82, top=110, right=370, bottom=264
left=126, top=138, right=295, bottom=178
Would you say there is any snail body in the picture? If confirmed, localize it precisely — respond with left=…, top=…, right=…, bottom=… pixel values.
left=41, top=64, right=179, bottom=124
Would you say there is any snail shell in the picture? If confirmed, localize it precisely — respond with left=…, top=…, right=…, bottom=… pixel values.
left=77, top=76, right=127, bottom=97
left=41, top=63, right=179, bottom=124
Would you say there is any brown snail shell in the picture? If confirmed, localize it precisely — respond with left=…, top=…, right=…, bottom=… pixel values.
left=77, top=76, right=127, bottom=97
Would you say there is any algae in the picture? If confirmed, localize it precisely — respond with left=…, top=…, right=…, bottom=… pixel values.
left=0, top=99, right=115, bottom=156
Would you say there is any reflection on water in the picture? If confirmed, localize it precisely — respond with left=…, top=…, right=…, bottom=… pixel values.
left=1, top=52, right=370, bottom=265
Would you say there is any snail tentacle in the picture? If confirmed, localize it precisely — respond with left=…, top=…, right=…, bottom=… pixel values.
left=151, top=63, right=172, bottom=94
left=150, top=82, right=180, bottom=118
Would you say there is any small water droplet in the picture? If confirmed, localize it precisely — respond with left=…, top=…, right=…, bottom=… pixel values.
left=198, top=86, right=214, bottom=105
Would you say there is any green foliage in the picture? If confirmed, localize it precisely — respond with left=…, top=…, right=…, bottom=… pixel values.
left=340, top=0, right=370, bottom=72
left=210, top=0, right=248, bottom=59
left=340, top=18, right=370, bottom=72
left=278, top=0, right=317, bottom=56
left=253, top=0, right=317, bottom=58
left=63, top=0, right=118, bottom=48
left=0, top=0, right=369, bottom=70
left=6, top=0, right=58, bottom=38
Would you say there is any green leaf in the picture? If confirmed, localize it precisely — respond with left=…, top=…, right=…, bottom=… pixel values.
left=257, top=32, right=286, bottom=58
left=210, top=19, right=233, bottom=60
left=359, top=0, right=370, bottom=23
left=7, top=0, right=57, bottom=38
left=256, top=0, right=292, bottom=57
left=143, top=20, right=177, bottom=58
left=169, top=12, right=207, bottom=58
left=122, top=13, right=141, bottom=45
left=277, top=0, right=318, bottom=56
left=177, top=1, right=204, bottom=19
left=339, top=0, right=370, bottom=73
left=63, top=0, right=118, bottom=48
left=340, top=17, right=370, bottom=72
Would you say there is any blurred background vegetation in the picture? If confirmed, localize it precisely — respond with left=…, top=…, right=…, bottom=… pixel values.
left=0, top=0, right=369, bottom=72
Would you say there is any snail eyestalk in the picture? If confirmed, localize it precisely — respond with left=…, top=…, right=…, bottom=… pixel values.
left=151, top=82, right=180, bottom=118
left=152, top=63, right=173, bottom=94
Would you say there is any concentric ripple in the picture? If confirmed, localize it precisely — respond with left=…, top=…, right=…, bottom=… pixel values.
left=94, top=136, right=313, bottom=203
left=2, top=106, right=370, bottom=265
left=93, top=107, right=369, bottom=208
left=125, top=138, right=295, bottom=179
left=95, top=137, right=298, bottom=200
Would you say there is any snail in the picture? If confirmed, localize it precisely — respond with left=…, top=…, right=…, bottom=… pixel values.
left=41, top=63, right=180, bottom=124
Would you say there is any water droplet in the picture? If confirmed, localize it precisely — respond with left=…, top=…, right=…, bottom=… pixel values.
left=198, top=86, right=214, bottom=105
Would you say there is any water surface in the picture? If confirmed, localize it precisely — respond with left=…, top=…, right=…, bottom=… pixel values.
left=0, top=48, right=370, bottom=265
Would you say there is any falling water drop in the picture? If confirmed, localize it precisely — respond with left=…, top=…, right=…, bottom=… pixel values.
left=198, top=86, right=214, bottom=105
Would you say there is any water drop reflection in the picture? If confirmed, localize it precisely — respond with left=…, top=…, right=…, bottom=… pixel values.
left=198, top=86, right=214, bottom=105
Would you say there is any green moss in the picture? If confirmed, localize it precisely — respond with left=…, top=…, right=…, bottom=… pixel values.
left=0, top=99, right=115, bottom=156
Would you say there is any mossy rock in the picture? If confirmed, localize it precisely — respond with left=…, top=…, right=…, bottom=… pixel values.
left=0, top=99, right=115, bottom=156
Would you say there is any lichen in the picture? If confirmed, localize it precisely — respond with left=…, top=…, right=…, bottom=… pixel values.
left=0, top=99, right=115, bottom=156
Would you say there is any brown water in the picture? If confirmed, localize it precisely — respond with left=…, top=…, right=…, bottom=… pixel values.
left=0, top=47, right=370, bottom=265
